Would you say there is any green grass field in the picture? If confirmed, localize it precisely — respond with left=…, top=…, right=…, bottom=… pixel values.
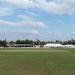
left=0, top=48, right=75, bottom=75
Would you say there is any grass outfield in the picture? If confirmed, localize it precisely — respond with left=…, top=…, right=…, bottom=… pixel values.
left=0, top=48, right=75, bottom=75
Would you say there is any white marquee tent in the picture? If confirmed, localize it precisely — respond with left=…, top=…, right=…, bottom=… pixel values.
left=65, top=45, right=75, bottom=48
left=43, top=43, right=64, bottom=48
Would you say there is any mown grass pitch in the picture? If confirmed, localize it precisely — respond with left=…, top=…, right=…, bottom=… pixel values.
left=0, top=48, right=75, bottom=75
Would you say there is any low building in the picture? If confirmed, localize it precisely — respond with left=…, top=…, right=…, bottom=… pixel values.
left=7, top=44, right=33, bottom=47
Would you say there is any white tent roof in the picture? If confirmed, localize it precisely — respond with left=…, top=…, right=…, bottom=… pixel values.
left=44, top=43, right=63, bottom=47
left=43, top=43, right=75, bottom=48
left=65, top=45, right=74, bottom=46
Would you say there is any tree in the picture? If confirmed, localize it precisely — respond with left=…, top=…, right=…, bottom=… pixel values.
left=15, top=40, right=21, bottom=44
left=10, top=41, right=15, bottom=44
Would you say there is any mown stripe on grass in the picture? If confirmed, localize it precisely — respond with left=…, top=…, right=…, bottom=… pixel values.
left=0, top=50, right=69, bottom=52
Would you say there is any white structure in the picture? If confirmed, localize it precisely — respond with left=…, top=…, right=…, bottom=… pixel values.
left=35, top=45, right=40, bottom=48
left=43, top=43, right=64, bottom=48
left=43, top=43, right=75, bottom=48
left=65, top=45, right=75, bottom=48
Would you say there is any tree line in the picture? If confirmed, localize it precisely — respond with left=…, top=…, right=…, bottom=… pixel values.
left=0, top=39, right=75, bottom=47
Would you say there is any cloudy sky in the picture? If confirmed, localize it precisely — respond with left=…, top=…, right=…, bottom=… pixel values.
left=0, top=0, right=75, bottom=41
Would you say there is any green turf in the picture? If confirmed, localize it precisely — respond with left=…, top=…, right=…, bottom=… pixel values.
left=0, top=48, right=75, bottom=75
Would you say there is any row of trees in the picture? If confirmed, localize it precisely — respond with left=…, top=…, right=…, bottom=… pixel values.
left=0, top=39, right=75, bottom=47
left=9, top=39, right=75, bottom=45
left=10, top=39, right=45, bottom=45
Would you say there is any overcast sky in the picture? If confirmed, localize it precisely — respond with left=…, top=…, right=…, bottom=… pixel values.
left=0, top=0, right=75, bottom=41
